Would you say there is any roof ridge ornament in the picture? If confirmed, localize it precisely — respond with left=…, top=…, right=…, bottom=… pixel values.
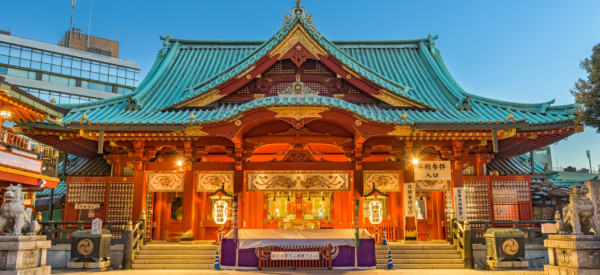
left=278, top=74, right=319, bottom=98
left=282, top=0, right=317, bottom=35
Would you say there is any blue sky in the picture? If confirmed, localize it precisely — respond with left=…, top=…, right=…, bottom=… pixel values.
left=2, top=0, right=599, bottom=171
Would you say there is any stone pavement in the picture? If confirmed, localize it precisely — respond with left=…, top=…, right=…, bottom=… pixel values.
left=51, top=268, right=545, bottom=275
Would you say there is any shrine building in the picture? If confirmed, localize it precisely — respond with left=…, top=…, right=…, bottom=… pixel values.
left=18, top=3, right=580, bottom=243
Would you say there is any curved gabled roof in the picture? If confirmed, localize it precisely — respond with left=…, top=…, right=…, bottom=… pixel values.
left=57, top=5, right=578, bottom=129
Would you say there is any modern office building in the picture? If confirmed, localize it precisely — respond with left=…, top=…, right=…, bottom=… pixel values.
left=0, top=29, right=140, bottom=104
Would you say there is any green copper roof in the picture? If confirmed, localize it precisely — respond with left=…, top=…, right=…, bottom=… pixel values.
left=56, top=5, right=578, bottom=129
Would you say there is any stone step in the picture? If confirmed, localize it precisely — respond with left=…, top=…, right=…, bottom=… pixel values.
left=374, top=249, right=458, bottom=254
left=375, top=253, right=461, bottom=259
left=133, top=259, right=215, bottom=264
left=141, top=244, right=217, bottom=250
left=135, top=254, right=214, bottom=260
left=376, top=263, right=464, bottom=269
left=132, top=263, right=213, bottom=269
left=138, top=249, right=216, bottom=255
left=376, top=258, right=463, bottom=265
left=377, top=244, right=455, bottom=250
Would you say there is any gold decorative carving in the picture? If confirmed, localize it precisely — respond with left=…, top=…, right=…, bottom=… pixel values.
left=234, top=119, right=242, bottom=126
left=373, top=93, right=417, bottom=107
left=245, top=74, right=252, bottom=79
left=364, top=170, right=401, bottom=194
left=498, top=128, right=517, bottom=139
left=179, top=89, right=224, bottom=107
left=184, top=126, right=209, bottom=136
left=77, top=239, right=94, bottom=256
left=404, top=230, right=417, bottom=237
left=147, top=172, right=184, bottom=192
left=247, top=170, right=351, bottom=191
left=270, top=24, right=328, bottom=59
left=389, top=126, right=413, bottom=136
left=269, top=107, right=328, bottom=121
left=196, top=171, right=234, bottom=193
left=355, top=120, right=363, bottom=126
left=333, top=94, right=345, bottom=99
left=253, top=93, right=265, bottom=99
left=502, top=238, right=520, bottom=256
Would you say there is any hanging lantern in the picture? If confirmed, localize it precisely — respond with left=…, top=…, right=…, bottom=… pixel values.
left=368, top=200, right=383, bottom=225
left=213, top=200, right=229, bottom=225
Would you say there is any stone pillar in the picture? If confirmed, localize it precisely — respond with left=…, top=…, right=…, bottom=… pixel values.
left=544, top=235, right=600, bottom=275
left=0, top=235, right=51, bottom=275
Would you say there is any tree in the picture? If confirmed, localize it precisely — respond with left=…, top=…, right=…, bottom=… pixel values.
left=571, top=43, right=600, bottom=133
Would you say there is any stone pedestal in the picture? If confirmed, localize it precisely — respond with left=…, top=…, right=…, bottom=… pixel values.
left=0, top=235, right=51, bottom=275
left=544, top=234, right=600, bottom=275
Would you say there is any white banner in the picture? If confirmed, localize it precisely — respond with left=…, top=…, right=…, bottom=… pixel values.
left=271, top=251, right=319, bottom=260
left=414, top=161, right=451, bottom=181
left=0, top=151, right=42, bottom=173
left=453, top=187, right=466, bottom=222
left=404, top=182, right=416, bottom=217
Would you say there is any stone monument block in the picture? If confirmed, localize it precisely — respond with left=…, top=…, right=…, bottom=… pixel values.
left=544, top=234, right=600, bottom=275
left=0, top=235, right=51, bottom=275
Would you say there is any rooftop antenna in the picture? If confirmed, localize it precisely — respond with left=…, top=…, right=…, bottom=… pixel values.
left=586, top=150, right=592, bottom=173
left=69, top=0, right=76, bottom=47
left=86, top=0, right=92, bottom=50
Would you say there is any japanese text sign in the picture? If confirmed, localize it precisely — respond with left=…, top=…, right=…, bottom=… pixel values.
left=414, top=161, right=451, bottom=181
left=404, top=182, right=416, bottom=217
left=453, top=187, right=466, bottom=222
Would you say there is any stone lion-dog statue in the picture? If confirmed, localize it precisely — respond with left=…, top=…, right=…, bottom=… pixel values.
left=0, top=184, right=40, bottom=235
left=555, top=184, right=600, bottom=235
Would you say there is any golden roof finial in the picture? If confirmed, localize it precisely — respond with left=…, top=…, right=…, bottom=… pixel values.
left=296, top=0, right=301, bottom=8
left=295, top=74, right=301, bottom=82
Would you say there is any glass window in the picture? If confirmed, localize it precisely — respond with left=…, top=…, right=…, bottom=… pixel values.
left=267, top=194, right=296, bottom=220
left=90, top=72, right=99, bottom=80
left=71, top=69, right=81, bottom=77
left=62, top=56, right=72, bottom=67
left=72, top=58, right=81, bottom=69
left=0, top=65, right=7, bottom=75
left=301, top=193, right=331, bottom=220
left=91, top=61, right=100, bottom=73
left=81, top=60, right=90, bottom=71
left=0, top=55, right=9, bottom=64
left=81, top=70, right=90, bottom=79
left=38, top=90, right=50, bottom=101
left=20, top=49, right=31, bottom=60
left=82, top=80, right=112, bottom=92
left=20, top=60, right=31, bottom=68
left=41, top=63, right=51, bottom=71
left=9, top=46, right=21, bottom=57
left=62, top=67, right=71, bottom=75
left=109, top=65, right=117, bottom=76
left=100, top=64, right=108, bottom=74
left=117, top=68, right=126, bottom=77
left=117, top=86, right=133, bottom=94
left=0, top=43, right=9, bottom=56
left=51, top=54, right=62, bottom=66
left=8, top=57, right=20, bottom=66
left=51, top=65, right=61, bottom=74
left=125, top=79, right=133, bottom=87
left=108, top=75, right=117, bottom=83
left=7, top=67, right=35, bottom=79
left=32, top=50, right=42, bottom=62
left=42, top=53, right=52, bottom=64
left=30, top=61, right=41, bottom=70
left=117, top=77, right=125, bottom=85
left=99, top=73, right=108, bottom=82
left=126, top=68, right=134, bottom=79
left=42, top=73, right=76, bottom=86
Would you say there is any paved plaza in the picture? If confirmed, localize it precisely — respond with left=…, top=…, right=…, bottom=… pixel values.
left=51, top=269, right=545, bottom=275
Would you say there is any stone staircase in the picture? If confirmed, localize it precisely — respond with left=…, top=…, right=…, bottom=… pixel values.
left=376, top=242, right=464, bottom=269
left=132, top=243, right=217, bottom=269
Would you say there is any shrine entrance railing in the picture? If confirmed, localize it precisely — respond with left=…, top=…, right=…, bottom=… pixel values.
left=257, top=244, right=333, bottom=270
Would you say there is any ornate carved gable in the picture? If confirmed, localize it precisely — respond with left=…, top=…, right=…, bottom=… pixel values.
left=177, top=22, right=425, bottom=109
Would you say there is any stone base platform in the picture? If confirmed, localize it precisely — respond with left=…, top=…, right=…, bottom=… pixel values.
left=544, top=234, right=600, bottom=275
left=0, top=235, right=51, bottom=275
left=67, top=261, right=111, bottom=272
left=486, top=260, right=529, bottom=271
